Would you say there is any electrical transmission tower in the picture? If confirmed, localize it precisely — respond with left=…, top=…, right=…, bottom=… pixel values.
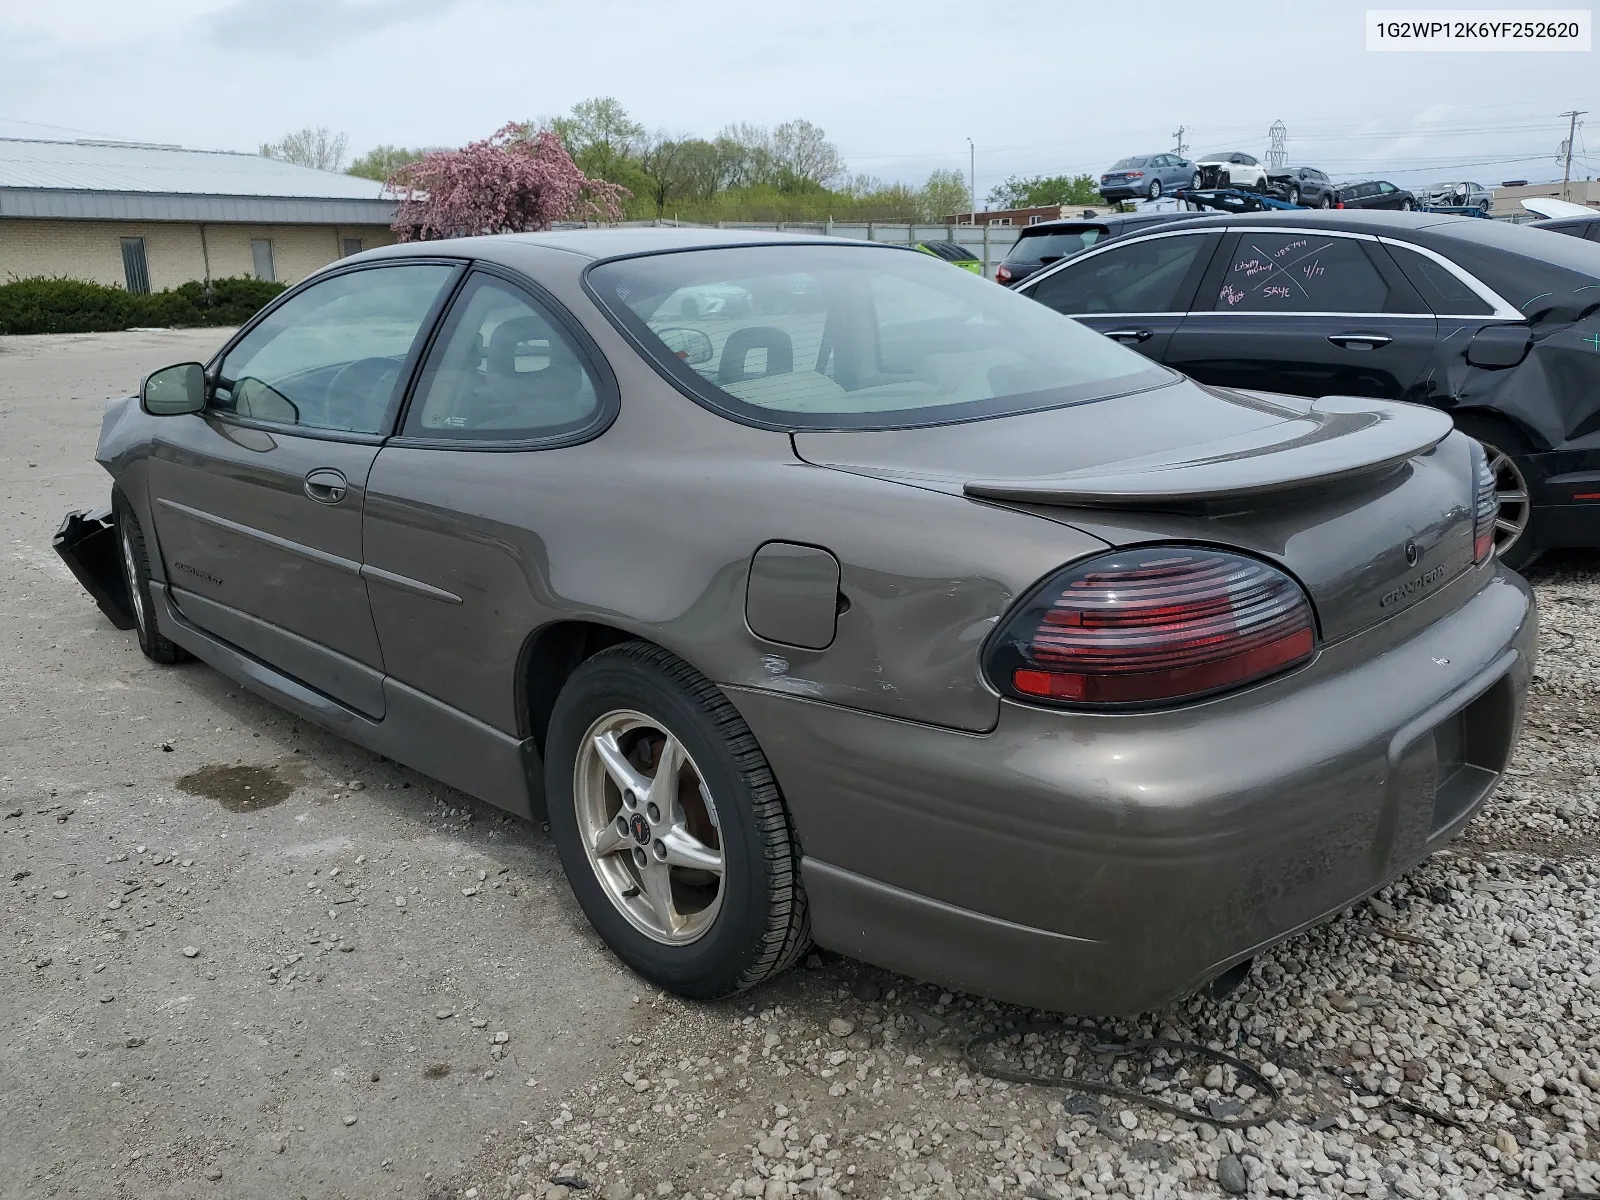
left=1267, top=121, right=1288, bottom=170
left=1172, top=126, right=1188, bottom=157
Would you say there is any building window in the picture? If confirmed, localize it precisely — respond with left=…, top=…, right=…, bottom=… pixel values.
left=1028, top=215, right=1044, bottom=224
left=251, top=238, right=276, bottom=283
left=341, top=237, right=364, bottom=257
left=989, top=217, right=1013, bottom=226
left=120, top=237, right=150, bottom=295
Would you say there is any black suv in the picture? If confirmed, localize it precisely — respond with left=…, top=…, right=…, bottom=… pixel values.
left=994, top=212, right=1210, bottom=286
left=1014, top=209, right=1600, bottom=568
left=1336, top=180, right=1416, bottom=210
left=1266, top=166, right=1336, bottom=207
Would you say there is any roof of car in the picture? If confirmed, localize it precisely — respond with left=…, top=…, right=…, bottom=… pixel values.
left=1019, top=212, right=1209, bottom=234
left=362, top=227, right=898, bottom=264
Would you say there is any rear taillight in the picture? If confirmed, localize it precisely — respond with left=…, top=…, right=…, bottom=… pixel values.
left=996, top=264, right=1013, bottom=283
left=1473, top=443, right=1497, bottom=564
left=987, top=546, right=1316, bottom=708
left=1335, top=200, right=1345, bottom=209
left=1126, top=171, right=1144, bottom=179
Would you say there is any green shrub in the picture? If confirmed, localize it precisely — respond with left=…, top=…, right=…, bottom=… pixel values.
left=0, top=275, right=286, bottom=335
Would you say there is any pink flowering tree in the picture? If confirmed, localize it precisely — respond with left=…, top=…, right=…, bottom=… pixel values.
left=389, top=123, right=628, bottom=241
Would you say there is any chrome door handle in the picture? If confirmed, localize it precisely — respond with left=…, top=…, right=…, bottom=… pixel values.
left=1105, top=328, right=1153, bottom=343
left=1328, top=333, right=1393, bottom=349
left=304, top=469, right=348, bottom=504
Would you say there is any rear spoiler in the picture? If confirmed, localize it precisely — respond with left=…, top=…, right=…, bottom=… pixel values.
left=963, top=396, right=1453, bottom=507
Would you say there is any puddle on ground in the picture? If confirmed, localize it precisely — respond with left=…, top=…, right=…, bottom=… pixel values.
left=175, top=764, right=294, bottom=811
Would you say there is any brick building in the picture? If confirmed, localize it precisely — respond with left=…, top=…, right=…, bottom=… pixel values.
left=0, top=137, right=400, bottom=292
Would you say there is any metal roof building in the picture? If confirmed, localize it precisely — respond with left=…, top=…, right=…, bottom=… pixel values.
left=0, top=137, right=401, bottom=294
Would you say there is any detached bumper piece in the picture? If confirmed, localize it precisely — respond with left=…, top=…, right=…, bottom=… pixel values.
left=53, top=506, right=136, bottom=631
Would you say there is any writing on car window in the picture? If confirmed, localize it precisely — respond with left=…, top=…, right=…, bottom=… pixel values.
left=1216, top=234, right=1389, bottom=313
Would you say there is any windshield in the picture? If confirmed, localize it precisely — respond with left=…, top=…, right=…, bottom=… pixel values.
left=1109, top=157, right=1147, bottom=169
left=1005, top=228, right=1105, bottom=263
left=1201, top=152, right=1233, bottom=161
left=587, top=244, right=1170, bottom=430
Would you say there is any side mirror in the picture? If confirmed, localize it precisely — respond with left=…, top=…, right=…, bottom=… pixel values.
left=656, top=327, right=714, bottom=367
left=141, top=362, right=206, bottom=415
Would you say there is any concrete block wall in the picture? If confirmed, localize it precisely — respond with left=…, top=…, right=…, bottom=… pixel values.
left=0, top=219, right=398, bottom=290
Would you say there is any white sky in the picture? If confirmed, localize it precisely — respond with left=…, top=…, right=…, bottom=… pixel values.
left=1, top=0, right=1594, bottom=197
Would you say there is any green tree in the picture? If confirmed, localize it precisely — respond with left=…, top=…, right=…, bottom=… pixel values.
left=347, top=145, right=427, bottom=182
left=260, top=126, right=349, bottom=172
left=545, top=97, right=645, bottom=184
left=985, top=172, right=1099, bottom=210
left=917, top=169, right=971, bottom=221
left=770, top=119, right=844, bottom=189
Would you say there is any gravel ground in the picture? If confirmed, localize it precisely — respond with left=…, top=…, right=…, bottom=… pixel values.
left=3, top=330, right=1598, bottom=1200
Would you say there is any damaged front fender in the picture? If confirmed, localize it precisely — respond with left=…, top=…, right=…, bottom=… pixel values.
left=53, top=506, right=137, bottom=630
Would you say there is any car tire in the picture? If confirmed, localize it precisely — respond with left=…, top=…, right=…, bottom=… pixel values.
left=1321, top=193, right=1334, bottom=208
left=1453, top=416, right=1541, bottom=572
left=113, top=492, right=188, bottom=664
left=1189, top=171, right=1202, bottom=190
left=1289, top=186, right=1302, bottom=205
left=1147, top=180, right=1162, bottom=200
left=1400, top=198, right=1414, bottom=211
left=544, top=641, right=810, bottom=999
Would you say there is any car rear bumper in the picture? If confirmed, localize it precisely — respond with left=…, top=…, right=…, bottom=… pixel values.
left=728, top=567, right=1535, bottom=1014
left=1530, top=451, right=1600, bottom=549
left=1098, top=186, right=1141, bottom=200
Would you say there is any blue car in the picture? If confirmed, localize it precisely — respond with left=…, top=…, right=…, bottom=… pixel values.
left=1098, top=153, right=1202, bottom=202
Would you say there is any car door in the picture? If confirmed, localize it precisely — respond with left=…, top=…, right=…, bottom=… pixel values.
left=144, top=260, right=462, bottom=717
left=1021, top=229, right=1222, bottom=360
left=361, top=267, right=615, bottom=742
left=1375, top=181, right=1402, bottom=209
left=1164, top=228, right=1437, bottom=401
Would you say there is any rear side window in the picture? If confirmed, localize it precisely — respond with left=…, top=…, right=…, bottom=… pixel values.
left=1383, top=244, right=1494, bottom=316
left=1006, top=228, right=1105, bottom=263
left=1213, top=233, right=1388, bottom=313
left=406, top=274, right=602, bottom=442
left=1029, top=234, right=1211, bottom=315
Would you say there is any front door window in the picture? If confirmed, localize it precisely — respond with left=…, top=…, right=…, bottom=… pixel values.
left=213, top=264, right=455, bottom=434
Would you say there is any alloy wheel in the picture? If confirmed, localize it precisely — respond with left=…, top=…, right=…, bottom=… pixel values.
left=574, top=709, right=724, bottom=946
left=120, top=525, right=148, bottom=637
left=1480, top=441, right=1532, bottom=559
left=1148, top=180, right=1162, bottom=200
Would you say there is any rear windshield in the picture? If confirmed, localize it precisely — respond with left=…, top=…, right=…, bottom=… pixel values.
left=586, top=244, right=1171, bottom=430
left=1005, top=227, right=1106, bottom=263
left=1109, top=157, right=1147, bottom=169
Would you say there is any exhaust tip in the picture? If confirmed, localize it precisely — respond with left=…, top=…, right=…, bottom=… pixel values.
left=1208, top=958, right=1254, bottom=1001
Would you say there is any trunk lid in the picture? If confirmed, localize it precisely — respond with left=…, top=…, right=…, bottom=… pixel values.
left=793, top=378, right=1476, bottom=643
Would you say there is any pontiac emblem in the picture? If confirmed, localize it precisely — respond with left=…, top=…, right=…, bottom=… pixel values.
left=1404, top=540, right=1419, bottom=567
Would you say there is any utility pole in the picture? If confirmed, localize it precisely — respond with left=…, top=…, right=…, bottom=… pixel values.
left=966, top=138, right=975, bottom=215
left=1172, top=126, right=1188, bottom=156
left=1559, top=110, right=1585, bottom=200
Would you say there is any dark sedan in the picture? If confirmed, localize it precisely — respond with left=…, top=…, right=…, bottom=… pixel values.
left=994, top=212, right=1210, bottom=286
left=1016, top=209, right=1600, bottom=567
left=55, top=227, right=1532, bottom=1015
left=1337, top=180, right=1417, bottom=210
left=1531, top=213, right=1600, bottom=242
